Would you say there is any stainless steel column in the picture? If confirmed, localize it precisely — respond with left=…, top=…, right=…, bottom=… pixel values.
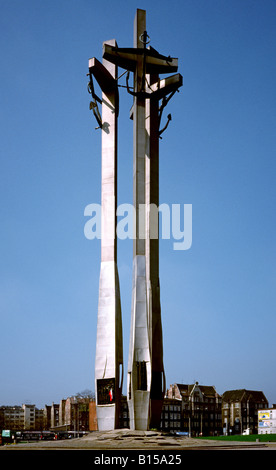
left=92, top=40, right=123, bottom=431
left=145, top=72, right=166, bottom=429
left=127, top=9, right=151, bottom=431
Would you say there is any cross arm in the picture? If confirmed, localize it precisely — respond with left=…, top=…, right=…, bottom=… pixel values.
left=103, top=44, right=178, bottom=74
left=88, top=57, right=118, bottom=96
left=149, top=73, right=183, bottom=100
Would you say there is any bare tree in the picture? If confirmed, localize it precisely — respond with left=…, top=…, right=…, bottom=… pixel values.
left=75, top=389, right=95, bottom=401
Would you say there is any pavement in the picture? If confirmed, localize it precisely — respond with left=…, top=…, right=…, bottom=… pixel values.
left=1, top=429, right=275, bottom=451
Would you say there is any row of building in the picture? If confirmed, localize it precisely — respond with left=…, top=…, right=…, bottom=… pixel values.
left=164, top=383, right=275, bottom=436
left=0, top=395, right=93, bottom=434
left=1, top=382, right=275, bottom=436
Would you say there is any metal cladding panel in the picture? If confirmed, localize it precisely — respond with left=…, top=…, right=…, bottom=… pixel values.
left=95, top=261, right=123, bottom=430
left=133, top=391, right=150, bottom=430
left=95, top=262, right=116, bottom=379
left=127, top=255, right=151, bottom=430
left=96, top=405, right=116, bottom=431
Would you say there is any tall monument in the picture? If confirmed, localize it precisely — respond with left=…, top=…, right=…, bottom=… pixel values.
left=88, top=40, right=123, bottom=431
left=88, top=9, right=182, bottom=431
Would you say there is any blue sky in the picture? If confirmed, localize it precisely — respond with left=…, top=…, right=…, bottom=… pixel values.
left=1, top=0, right=275, bottom=409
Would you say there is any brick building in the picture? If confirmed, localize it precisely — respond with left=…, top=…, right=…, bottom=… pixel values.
left=0, top=404, right=44, bottom=431
left=165, top=382, right=222, bottom=436
left=160, top=398, right=182, bottom=432
left=221, top=389, right=269, bottom=435
left=89, top=400, right=97, bottom=431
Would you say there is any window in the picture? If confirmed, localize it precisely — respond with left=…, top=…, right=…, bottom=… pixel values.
left=128, top=372, right=131, bottom=399
left=136, top=361, right=147, bottom=391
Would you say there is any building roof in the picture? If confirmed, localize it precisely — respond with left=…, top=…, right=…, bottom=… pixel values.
left=175, top=383, right=220, bottom=398
left=222, top=389, right=268, bottom=403
left=175, top=384, right=191, bottom=396
left=199, top=385, right=219, bottom=398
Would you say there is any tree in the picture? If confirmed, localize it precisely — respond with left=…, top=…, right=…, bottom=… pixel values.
left=75, top=389, right=95, bottom=401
